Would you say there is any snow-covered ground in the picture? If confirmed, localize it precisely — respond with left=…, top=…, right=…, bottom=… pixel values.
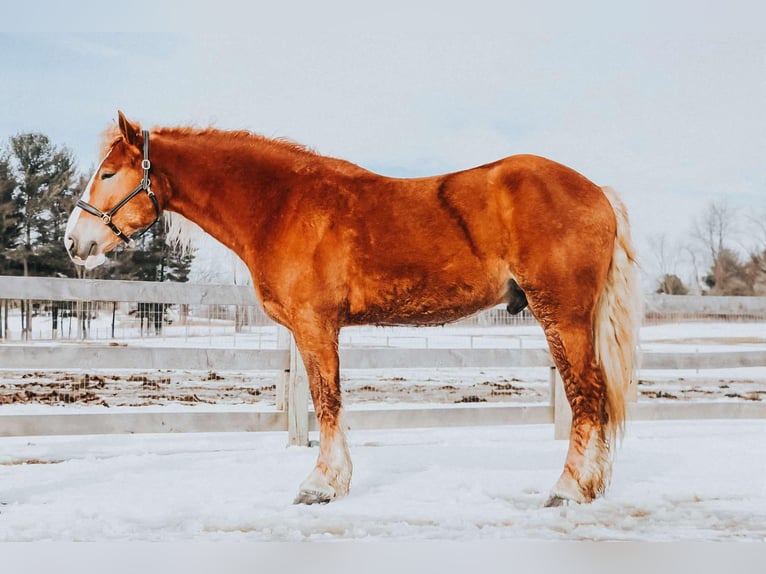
left=0, top=420, right=764, bottom=541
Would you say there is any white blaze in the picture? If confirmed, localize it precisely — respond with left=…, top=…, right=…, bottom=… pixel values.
left=65, top=150, right=112, bottom=269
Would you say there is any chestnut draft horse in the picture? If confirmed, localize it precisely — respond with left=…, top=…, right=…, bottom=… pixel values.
left=65, top=112, right=641, bottom=507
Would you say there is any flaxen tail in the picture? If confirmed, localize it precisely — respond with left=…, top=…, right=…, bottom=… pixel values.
left=595, top=186, right=642, bottom=443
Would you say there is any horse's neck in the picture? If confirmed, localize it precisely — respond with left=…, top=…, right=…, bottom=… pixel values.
left=154, top=133, right=294, bottom=259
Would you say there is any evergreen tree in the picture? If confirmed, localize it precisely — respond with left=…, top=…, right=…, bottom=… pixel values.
left=164, top=236, right=194, bottom=283
left=4, top=133, right=77, bottom=277
left=34, top=170, right=84, bottom=277
left=0, top=153, right=21, bottom=275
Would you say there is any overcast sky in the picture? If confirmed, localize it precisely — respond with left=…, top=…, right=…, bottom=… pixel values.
left=2, top=2, right=764, bottom=286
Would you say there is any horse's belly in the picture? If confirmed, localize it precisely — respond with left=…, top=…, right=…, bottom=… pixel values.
left=345, top=275, right=509, bottom=327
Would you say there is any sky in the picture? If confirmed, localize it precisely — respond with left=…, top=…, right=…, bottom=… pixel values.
left=1, top=2, right=764, bottom=287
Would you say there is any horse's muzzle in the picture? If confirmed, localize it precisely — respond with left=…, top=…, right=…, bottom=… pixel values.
left=65, top=234, right=105, bottom=269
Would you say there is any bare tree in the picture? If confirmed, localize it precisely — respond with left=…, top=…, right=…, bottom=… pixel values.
left=745, top=210, right=766, bottom=295
left=649, top=233, right=677, bottom=277
left=746, top=210, right=766, bottom=253
left=692, top=201, right=738, bottom=263
left=683, top=244, right=704, bottom=294
left=691, top=201, right=746, bottom=294
left=649, top=233, right=690, bottom=294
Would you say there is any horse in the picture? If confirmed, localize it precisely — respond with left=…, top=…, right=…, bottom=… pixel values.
left=65, top=112, right=641, bottom=507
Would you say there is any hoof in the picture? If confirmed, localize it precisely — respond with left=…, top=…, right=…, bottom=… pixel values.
left=546, top=474, right=587, bottom=507
left=294, top=489, right=335, bottom=505
left=544, top=494, right=571, bottom=508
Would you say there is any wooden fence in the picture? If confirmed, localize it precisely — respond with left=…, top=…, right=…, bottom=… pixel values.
left=1, top=276, right=765, bottom=444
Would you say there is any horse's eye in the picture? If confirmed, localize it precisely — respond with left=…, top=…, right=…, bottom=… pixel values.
left=100, top=172, right=115, bottom=180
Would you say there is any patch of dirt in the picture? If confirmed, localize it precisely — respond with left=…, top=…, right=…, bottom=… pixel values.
left=455, top=395, right=487, bottom=403
left=0, top=370, right=278, bottom=408
left=0, top=458, right=63, bottom=466
left=0, top=370, right=764, bottom=408
left=642, top=390, right=679, bottom=400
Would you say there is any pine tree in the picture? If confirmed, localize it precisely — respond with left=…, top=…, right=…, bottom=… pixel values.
left=4, top=133, right=77, bottom=278
left=34, top=171, right=84, bottom=278
left=0, top=153, right=21, bottom=275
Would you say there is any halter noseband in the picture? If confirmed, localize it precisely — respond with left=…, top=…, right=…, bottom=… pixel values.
left=76, top=129, right=161, bottom=245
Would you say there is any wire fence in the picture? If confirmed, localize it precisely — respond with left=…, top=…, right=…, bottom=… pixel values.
left=1, top=277, right=765, bottom=348
left=1, top=291, right=765, bottom=348
left=0, top=298, right=278, bottom=347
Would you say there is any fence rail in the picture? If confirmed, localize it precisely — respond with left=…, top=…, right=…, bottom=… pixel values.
left=1, top=276, right=765, bottom=442
left=0, top=276, right=257, bottom=305
left=3, top=344, right=766, bottom=372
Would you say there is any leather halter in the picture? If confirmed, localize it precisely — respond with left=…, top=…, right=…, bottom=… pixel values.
left=76, top=130, right=161, bottom=245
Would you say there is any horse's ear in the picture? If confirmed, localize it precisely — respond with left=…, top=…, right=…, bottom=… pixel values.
left=117, top=110, right=141, bottom=148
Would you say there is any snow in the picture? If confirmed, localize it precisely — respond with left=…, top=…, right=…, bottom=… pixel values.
left=0, top=420, right=764, bottom=541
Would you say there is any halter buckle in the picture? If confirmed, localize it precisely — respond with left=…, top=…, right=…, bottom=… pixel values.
left=142, top=159, right=151, bottom=170
left=101, top=213, right=112, bottom=225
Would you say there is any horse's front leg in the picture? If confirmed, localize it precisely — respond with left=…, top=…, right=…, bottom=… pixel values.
left=292, top=326, right=352, bottom=505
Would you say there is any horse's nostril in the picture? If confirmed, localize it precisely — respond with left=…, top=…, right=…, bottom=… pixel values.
left=65, top=236, right=77, bottom=257
left=86, top=241, right=98, bottom=258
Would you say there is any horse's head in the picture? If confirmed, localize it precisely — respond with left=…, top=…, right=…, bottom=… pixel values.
left=65, top=111, right=161, bottom=269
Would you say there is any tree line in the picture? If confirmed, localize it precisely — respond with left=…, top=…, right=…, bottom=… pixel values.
left=652, top=202, right=766, bottom=296
left=0, top=132, right=192, bottom=282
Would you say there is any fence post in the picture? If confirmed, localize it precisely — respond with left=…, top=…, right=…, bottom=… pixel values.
left=287, top=335, right=310, bottom=446
left=551, top=367, right=571, bottom=440
left=275, top=326, right=291, bottom=411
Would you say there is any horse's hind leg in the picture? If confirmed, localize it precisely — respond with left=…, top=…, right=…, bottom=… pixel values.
left=517, top=248, right=617, bottom=505
left=291, top=323, right=352, bottom=505
left=540, top=317, right=612, bottom=505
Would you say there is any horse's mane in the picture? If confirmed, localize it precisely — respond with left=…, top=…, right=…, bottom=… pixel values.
left=157, top=126, right=318, bottom=157
left=100, top=122, right=317, bottom=159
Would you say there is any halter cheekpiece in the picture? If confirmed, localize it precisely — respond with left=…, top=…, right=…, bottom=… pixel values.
left=76, top=129, right=161, bottom=245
